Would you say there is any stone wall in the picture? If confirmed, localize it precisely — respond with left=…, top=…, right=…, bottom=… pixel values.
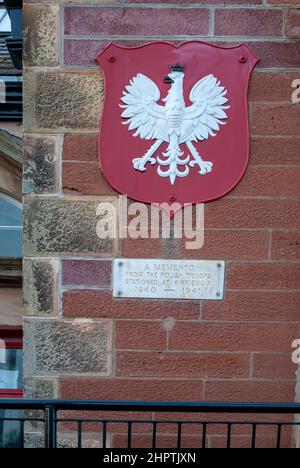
left=23, top=0, right=300, bottom=448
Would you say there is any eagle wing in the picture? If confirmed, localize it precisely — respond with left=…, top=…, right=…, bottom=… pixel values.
left=180, top=74, right=229, bottom=144
left=120, top=73, right=168, bottom=142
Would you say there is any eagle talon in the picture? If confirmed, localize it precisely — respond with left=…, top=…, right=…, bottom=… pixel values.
left=132, top=139, right=163, bottom=172
left=132, top=156, right=156, bottom=172
left=190, top=159, right=213, bottom=175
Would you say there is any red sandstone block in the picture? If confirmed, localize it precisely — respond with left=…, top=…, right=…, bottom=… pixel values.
left=169, top=322, right=299, bottom=353
left=250, top=41, right=300, bottom=68
left=64, top=40, right=141, bottom=67
left=113, top=430, right=293, bottom=449
left=228, top=262, right=300, bottom=290
left=61, top=259, right=112, bottom=286
left=215, top=9, right=283, bottom=37
left=182, top=230, right=269, bottom=260
left=205, top=199, right=300, bottom=229
left=202, top=290, right=300, bottom=322
left=64, top=40, right=300, bottom=69
left=271, top=231, right=300, bottom=260
left=209, top=433, right=292, bottom=449
left=122, top=238, right=191, bottom=260
left=121, top=238, right=165, bottom=259
left=112, top=433, right=204, bottom=449
left=116, top=351, right=250, bottom=379
left=63, top=290, right=200, bottom=320
left=116, top=320, right=167, bottom=350
left=129, top=0, right=262, bottom=3
left=249, top=72, right=300, bottom=102
left=62, top=162, right=115, bottom=196
left=250, top=137, right=300, bottom=166
left=268, top=0, right=300, bottom=4
left=112, top=432, right=206, bottom=450
left=205, top=380, right=295, bottom=402
left=232, top=166, right=300, bottom=197
left=154, top=411, right=292, bottom=428
left=60, top=410, right=153, bottom=431
left=251, top=103, right=300, bottom=136
left=60, top=378, right=203, bottom=401
left=63, top=134, right=98, bottom=162
left=252, top=353, right=296, bottom=379
left=285, top=8, right=300, bottom=38
left=62, top=290, right=200, bottom=320
left=154, top=420, right=251, bottom=438
left=64, top=7, right=210, bottom=36
left=64, top=40, right=102, bottom=67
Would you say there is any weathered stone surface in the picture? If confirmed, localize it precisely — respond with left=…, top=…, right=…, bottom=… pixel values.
left=24, top=377, right=58, bottom=432
left=24, top=70, right=103, bottom=132
left=25, top=431, right=105, bottom=449
left=23, top=258, right=58, bottom=316
left=24, top=377, right=58, bottom=399
left=23, top=134, right=59, bottom=194
left=24, top=433, right=45, bottom=449
left=24, top=196, right=117, bottom=256
left=24, top=5, right=59, bottom=67
left=56, top=433, right=104, bottom=448
left=24, top=318, right=113, bottom=375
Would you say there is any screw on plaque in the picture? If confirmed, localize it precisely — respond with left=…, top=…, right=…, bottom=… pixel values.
left=217, top=263, right=222, bottom=268
left=216, top=292, right=221, bottom=297
left=117, top=291, right=122, bottom=296
left=108, top=56, right=116, bottom=63
left=239, top=56, right=247, bottom=64
left=118, top=261, right=123, bottom=267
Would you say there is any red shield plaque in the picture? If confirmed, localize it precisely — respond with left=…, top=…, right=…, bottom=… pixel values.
left=96, top=41, right=258, bottom=206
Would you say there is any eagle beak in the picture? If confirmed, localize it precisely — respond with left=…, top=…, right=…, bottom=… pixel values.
left=164, top=76, right=174, bottom=84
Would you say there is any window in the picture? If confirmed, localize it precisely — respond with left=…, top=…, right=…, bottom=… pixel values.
left=0, top=329, right=22, bottom=396
left=0, top=6, right=11, bottom=36
left=0, top=330, right=23, bottom=448
left=0, top=194, right=22, bottom=258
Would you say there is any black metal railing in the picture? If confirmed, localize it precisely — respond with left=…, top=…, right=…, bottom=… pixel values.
left=0, top=400, right=300, bottom=449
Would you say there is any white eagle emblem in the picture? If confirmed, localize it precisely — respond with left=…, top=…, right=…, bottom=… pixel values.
left=120, top=63, right=230, bottom=185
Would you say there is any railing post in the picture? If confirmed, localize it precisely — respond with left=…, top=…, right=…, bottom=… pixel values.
left=44, top=405, right=56, bottom=449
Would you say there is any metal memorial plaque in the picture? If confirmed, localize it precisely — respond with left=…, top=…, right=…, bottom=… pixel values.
left=113, top=259, right=225, bottom=300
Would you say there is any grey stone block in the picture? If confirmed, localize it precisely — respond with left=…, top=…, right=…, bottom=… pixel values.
left=23, top=135, right=59, bottom=194
left=24, top=5, right=59, bottom=67
left=24, top=70, right=103, bottom=132
left=24, top=196, right=117, bottom=256
left=24, top=318, right=113, bottom=375
left=23, top=258, right=58, bottom=317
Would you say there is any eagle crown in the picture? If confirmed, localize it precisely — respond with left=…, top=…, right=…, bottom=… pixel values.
left=163, top=68, right=185, bottom=104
